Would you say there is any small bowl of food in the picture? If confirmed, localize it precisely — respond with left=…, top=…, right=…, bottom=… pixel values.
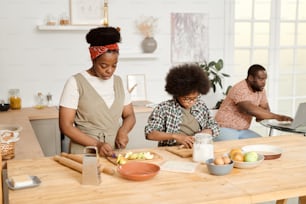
left=232, top=152, right=264, bottom=169
left=0, top=103, right=10, bottom=112
left=117, top=161, right=160, bottom=181
left=206, top=156, right=234, bottom=176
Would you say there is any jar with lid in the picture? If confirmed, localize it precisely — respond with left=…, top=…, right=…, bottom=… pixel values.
left=9, top=89, right=22, bottom=110
left=193, top=133, right=214, bottom=163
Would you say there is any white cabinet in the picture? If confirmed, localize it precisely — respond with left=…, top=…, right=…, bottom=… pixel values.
left=30, top=119, right=61, bottom=156
left=127, top=111, right=157, bottom=149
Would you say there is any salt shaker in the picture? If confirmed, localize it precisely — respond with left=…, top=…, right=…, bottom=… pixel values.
left=193, top=133, right=214, bottom=163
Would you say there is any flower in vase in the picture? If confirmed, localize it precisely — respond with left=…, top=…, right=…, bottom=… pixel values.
left=135, top=16, right=158, bottom=38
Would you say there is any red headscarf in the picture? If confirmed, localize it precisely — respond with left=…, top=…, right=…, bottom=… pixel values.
left=89, top=43, right=119, bottom=60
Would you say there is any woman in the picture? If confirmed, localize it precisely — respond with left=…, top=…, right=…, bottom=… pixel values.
left=145, top=63, right=219, bottom=148
left=59, top=27, right=136, bottom=157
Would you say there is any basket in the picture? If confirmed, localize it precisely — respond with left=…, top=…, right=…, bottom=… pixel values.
left=1, top=142, right=15, bottom=160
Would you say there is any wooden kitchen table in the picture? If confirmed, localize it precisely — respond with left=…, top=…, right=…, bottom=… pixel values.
left=6, top=134, right=306, bottom=204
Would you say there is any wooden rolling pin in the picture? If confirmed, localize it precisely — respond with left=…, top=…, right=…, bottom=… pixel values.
left=61, top=152, right=83, bottom=163
left=53, top=155, right=115, bottom=175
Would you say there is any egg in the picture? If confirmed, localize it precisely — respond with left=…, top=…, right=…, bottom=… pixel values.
left=222, top=156, right=231, bottom=164
left=214, top=156, right=225, bottom=165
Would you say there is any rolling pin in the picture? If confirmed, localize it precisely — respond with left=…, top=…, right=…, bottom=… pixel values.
left=54, top=155, right=115, bottom=175
left=61, top=152, right=83, bottom=163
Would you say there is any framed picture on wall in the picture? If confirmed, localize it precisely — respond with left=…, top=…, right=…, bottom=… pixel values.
left=70, top=0, right=102, bottom=25
left=171, top=13, right=209, bottom=64
left=127, top=74, right=147, bottom=101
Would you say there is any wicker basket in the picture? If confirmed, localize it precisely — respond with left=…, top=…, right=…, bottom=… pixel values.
left=1, top=142, right=15, bottom=160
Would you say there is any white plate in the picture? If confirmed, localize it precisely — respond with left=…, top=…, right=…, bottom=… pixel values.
left=6, top=176, right=41, bottom=190
left=242, top=144, right=282, bottom=160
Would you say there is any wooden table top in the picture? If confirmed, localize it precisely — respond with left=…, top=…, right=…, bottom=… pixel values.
left=6, top=134, right=306, bottom=204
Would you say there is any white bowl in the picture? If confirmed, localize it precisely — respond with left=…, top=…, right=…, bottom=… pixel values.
left=0, top=124, right=22, bottom=132
left=233, top=153, right=264, bottom=169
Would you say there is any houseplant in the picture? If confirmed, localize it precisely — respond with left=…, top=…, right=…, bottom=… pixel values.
left=199, top=59, right=230, bottom=109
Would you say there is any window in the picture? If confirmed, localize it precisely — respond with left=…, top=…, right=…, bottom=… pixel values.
left=226, top=0, right=306, bottom=135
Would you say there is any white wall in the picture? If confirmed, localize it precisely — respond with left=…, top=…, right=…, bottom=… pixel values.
left=0, top=0, right=226, bottom=108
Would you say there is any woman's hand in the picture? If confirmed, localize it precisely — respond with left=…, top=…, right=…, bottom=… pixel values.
left=97, top=142, right=115, bottom=157
left=115, top=128, right=129, bottom=149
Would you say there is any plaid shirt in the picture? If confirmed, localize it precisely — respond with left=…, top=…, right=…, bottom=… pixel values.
left=145, top=99, right=220, bottom=146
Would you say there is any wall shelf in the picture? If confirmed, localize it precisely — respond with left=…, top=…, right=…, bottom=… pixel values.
left=37, top=25, right=158, bottom=60
left=120, top=53, right=157, bottom=60
left=37, top=25, right=100, bottom=31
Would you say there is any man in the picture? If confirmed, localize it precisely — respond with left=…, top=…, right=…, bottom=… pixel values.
left=214, top=64, right=292, bottom=141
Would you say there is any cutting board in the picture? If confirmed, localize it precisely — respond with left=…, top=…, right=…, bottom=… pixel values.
left=165, top=146, right=192, bottom=158
left=106, top=151, right=162, bottom=165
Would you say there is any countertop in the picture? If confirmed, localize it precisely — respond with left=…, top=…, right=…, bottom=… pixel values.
left=6, top=134, right=306, bottom=204
left=0, top=105, right=153, bottom=161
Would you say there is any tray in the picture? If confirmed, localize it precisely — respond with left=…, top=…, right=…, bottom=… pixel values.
left=6, top=176, right=41, bottom=190
left=242, top=144, right=282, bottom=160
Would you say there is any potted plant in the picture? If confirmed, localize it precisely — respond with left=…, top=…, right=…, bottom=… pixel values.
left=199, top=59, right=230, bottom=109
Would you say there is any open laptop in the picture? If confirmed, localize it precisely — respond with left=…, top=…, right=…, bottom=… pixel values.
left=268, top=102, right=306, bottom=130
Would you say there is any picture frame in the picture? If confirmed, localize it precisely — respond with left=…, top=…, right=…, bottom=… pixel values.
left=70, top=0, right=102, bottom=25
left=127, top=74, right=147, bottom=101
left=171, top=13, right=209, bottom=64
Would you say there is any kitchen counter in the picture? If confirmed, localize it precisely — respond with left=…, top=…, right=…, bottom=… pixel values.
left=0, top=105, right=153, bottom=161
left=6, top=134, right=306, bottom=204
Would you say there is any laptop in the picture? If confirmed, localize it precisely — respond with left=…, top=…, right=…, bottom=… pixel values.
left=268, top=102, right=306, bottom=130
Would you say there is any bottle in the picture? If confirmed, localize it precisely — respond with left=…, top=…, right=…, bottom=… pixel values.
left=193, top=133, right=214, bottom=163
left=9, top=89, right=22, bottom=110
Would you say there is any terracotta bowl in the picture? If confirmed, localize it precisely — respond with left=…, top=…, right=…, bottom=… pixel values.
left=117, top=162, right=160, bottom=181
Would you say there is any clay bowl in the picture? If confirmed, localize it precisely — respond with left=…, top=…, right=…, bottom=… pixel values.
left=117, top=162, right=160, bottom=181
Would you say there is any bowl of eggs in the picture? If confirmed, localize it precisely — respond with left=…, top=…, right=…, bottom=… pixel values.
left=206, top=156, right=234, bottom=176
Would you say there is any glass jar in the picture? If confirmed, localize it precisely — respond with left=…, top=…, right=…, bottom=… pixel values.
left=193, top=133, right=214, bottom=163
left=9, top=89, right=22, bottom=110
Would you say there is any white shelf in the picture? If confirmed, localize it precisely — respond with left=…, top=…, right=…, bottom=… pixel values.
left=37, top=25, right=100, bottom=31
left=120, top=53, right=157, bottom=60
left=37, top=25, right=158, bottom=60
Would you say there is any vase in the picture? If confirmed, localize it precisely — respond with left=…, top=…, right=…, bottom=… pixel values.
left=141, top=37, right=157, bottom=53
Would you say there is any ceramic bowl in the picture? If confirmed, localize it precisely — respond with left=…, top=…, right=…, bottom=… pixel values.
left=206, top=158, right=234, bottom=176
left=117, top=162, right=160, bottom=181
left=233, top=153, right=264, bottom=169
left=0, top=124, right=23, bottom=132
left=0, top=103, right=10, bottom=112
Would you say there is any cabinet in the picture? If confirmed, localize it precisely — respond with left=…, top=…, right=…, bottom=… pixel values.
left=126, top=111, right=157, bottom=149
left=30, top=119, right=61, bottom=156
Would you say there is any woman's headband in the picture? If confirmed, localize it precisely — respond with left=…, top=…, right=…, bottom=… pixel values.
left=89, top=43, right=119, bottom=60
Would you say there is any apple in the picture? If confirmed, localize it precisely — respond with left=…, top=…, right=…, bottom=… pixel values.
left=244, top=151, right=258, bottom=162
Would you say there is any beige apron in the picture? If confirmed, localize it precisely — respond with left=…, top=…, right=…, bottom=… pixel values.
left=70, top=74, right=124, bottom=154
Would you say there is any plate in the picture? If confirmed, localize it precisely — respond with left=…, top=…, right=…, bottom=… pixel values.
left=6, top=176, right=41, bottom=190
left=233, top=154, right=264, bottom=169
left=117, top=162, right=160, bottom=181
left=242, top=144, right=282, bottom=160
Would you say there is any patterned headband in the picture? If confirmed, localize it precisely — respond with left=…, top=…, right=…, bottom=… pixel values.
left=89, top=43, right=119, bottom=60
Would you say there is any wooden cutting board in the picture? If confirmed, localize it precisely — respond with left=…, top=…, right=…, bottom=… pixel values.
left=106, top=151, right=162, bottom=165
left=165, top=146, right=192, bottom=158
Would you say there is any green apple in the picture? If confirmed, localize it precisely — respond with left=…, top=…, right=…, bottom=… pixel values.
left=244, top=151, right=258, bottom=162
